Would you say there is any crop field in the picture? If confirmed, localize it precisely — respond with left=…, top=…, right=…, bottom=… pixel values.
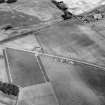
left=39, top=53, right=105, bottom=105
left=0, top=0, right=105, bottom=105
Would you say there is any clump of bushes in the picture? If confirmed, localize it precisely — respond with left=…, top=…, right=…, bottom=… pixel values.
left=76, top=8, right=105, bottom=24
left=0, top=81, right=19, bottom=96
left=0, top=0, right=5, bottom=3
left=0, top=0, right=17, bottom=3
left=6, top=0, right=17, bottom=3
left=52, top=0, right=74, bottom=20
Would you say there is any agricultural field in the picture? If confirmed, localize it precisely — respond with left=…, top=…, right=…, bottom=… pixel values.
left=0, top=0, right=105, bottom=105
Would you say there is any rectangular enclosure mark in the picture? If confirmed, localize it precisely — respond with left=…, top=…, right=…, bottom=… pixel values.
left=4, top=48, right=46, bottom=87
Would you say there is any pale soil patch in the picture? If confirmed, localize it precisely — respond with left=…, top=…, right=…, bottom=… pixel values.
left=56, top=0, right=105, bottom=15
